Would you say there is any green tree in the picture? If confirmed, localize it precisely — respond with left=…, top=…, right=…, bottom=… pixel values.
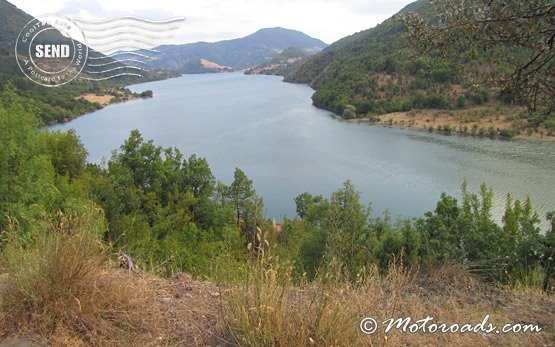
left=294, top=192, right=329, bottom=225
left=324, top=181, right=370, bottom=277
left=547, top=211, right=555, bottom=234
left=0, top=83, right=57, bottom=230
left=229, top=168, right=256, bottom=224
left=42, top=129, right=87, bottom=179
left=183, top=154, right=215, bottom=199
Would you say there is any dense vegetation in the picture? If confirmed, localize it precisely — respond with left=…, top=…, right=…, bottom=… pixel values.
left=285, top=0, right=555, bottom=136
left=0, top=55, right=166, bottom=125
left=0, top=83, right=553, bottom=292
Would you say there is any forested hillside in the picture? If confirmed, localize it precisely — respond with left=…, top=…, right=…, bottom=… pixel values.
left=0, top=0, right=173, bottom=124
left=285, top=0, right=554, bottom=138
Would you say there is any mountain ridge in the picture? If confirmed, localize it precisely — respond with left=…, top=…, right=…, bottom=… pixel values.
left=145, top=27, right=327, bottom=73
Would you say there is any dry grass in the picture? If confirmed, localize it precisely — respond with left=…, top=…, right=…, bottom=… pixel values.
left=0, top=212, right=228, bottom=346
left=221, top=255, right=363, bottom=347
left=0, top=213, right=152, bottom=346
left=220, top=253, right=555, bottom=347
left=76, top=94, right=114, bottom=106
left=1, top=216, right=553, bottom=346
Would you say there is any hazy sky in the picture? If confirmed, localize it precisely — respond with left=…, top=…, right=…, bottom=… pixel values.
left=9, top=0, right=415, bottom=44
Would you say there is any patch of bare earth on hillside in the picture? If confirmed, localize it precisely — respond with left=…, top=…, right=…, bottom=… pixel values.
left=76, top=94, right=114, bottom=106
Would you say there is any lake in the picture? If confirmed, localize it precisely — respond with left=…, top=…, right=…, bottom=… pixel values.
left=50, top=72, right=555, bottom=228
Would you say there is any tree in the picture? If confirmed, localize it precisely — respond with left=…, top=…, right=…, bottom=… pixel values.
left=0, top=83, right=57, bottom=230
left=401, top=0, right=555, bottom=116
left=294, top=192, right=329, bottom=225
left=547, top=211, right=555, bottom=234
left=42, top=129, right=87, bottom=179
left=183, top=154, right=215, bottom=199
left=229, top=168, right=256, bottom=224
left=324, top=181, right=370, bottom=277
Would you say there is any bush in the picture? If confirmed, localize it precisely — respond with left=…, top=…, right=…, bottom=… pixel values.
left=499, top=128, right=515, bottom=139
left=431, top=63, right=454, bottom=83
left=139, top=90, right=153, bottom=98
left=342, top=104, right=357, bottom=119
left=488, top=126, right=497, bottom=138
left=457, top=95, right=466, bottom=108
left=471, top=89, right=490, bottom=105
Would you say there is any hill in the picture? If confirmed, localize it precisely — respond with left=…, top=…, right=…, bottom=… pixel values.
left=245, top=46, right=310, bottom=76
left=147, top=27, right=327, bottom=73
left=0, top=0, right=173, bottom=124
left=0, top=0, right=32, bottom=49
left=284, top=0, right=554, bottom=139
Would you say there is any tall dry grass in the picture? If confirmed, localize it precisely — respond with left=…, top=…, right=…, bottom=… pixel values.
left=221, top=247, right=554, bottom=347
left=0, top=211, right=150, bottom=346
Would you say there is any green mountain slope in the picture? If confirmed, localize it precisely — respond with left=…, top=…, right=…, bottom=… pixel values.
left=285, top=0, right=471, bottom=117
left=244, top=47, right=309, bottom=76
left=284, top=0, right=550, bottom=139
left=0, top=0, right=32, bottom=49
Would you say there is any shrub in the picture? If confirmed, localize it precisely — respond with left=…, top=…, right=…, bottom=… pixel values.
left=488, top=126, right=497, bottom=138
left=139, top=90, right=153, bottom=98
left=342, top=104, right=357, bottom=119
left=457, top=95, right=466, bottom=108
left=471, top=89, right=490, bottom=105
left=499, top=128, right=515, bottom=139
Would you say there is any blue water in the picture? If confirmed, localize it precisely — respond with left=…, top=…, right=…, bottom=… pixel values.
left=50, top=72, right=555, bottom=229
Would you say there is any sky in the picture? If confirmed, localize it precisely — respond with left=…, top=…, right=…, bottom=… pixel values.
left=9, top=0, right=415, bottom=45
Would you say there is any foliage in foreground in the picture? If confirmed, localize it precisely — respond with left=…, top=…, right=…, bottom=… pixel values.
left=282, top=181, right=554, bottom=291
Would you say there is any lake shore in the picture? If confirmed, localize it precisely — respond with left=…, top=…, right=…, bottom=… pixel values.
left=347, top=106, right=555, bottom=142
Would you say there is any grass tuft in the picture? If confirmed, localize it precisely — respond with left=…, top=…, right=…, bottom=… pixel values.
left=0, top=211, right=149, bottom=346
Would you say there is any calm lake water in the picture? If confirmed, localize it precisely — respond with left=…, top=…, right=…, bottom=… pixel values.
left=50, top=72, right=555, bottom=228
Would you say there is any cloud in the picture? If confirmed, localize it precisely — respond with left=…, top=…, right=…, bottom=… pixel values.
left=59, top=0, right=175, bottom=20
left=9, top=0, right=415, bottom=44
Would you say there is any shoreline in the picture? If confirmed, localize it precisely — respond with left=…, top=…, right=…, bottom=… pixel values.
left=346, top=107, right=555, bottom=143
left=45, top=89, right=154, bottom=125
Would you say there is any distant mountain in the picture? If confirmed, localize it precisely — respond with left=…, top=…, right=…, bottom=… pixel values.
left=147, top=27, right=327, bottom=73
